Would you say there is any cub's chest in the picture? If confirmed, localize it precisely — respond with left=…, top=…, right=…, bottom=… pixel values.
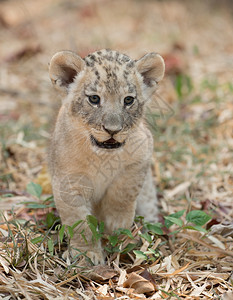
left=80, top=151, right=125, bottom=200
left=88, top=150, right=127, bottom=179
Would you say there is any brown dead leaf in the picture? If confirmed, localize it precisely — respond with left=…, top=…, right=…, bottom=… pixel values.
left=4, top=144, right=44, bottom=190
left=126, top=265, right=145, bottom=274
left=210, top=224, right=233, bottom=238
left=87, top=265, right=118, bottom=282
left=165, top=263, right=190, bottom=277
left=139, top=268, right=157, bottom=290
left=180, top=233, right=233, bottom=257
left=165, top=181, right=191, bottom=199
left=123, top=272, right=155, bottom=294
left=0, top=256, right=10, bottom=274
left=0, top=196, right=29, bottom=211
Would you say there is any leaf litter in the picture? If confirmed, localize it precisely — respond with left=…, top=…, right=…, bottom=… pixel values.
left=0, top=0, right=233, bottom=299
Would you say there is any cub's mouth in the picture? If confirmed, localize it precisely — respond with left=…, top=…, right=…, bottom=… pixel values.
left=91, top=135, right=125, bottom=149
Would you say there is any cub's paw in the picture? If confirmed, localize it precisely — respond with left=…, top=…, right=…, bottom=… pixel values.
left=62, top=248, right=76, bottom=261
left=62, top=248, right=105, bottom=266
left=86, top=250, right=105, bottom=265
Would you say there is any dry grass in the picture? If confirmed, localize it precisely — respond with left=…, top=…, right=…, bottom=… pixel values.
left=0, top=0, right=233, bottom=299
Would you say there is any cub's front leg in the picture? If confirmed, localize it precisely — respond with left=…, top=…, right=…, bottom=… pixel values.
left=52, top=172, right=104, bottom=265
left=136, top=167, right=158, bottom=223
left=96, top=165, right=148, bottom=234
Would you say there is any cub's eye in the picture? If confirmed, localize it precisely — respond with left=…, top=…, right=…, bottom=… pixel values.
left=88, top=95, right=100, bottom=105
left=124, top=96, right=135, bottom=106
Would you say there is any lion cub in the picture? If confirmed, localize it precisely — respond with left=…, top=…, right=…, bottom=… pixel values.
left=49, top=49, right=165, bottom=264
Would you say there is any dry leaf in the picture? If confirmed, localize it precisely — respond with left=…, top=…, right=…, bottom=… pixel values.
left=164, top=263, right=190, bottom=277
left=87, top=266, right=118, bottom=282
left=210, top=224, right=233, bottom=238
left=0, top=256, right=10, bottom=274
left=117, top=269, right=127, bottom=286
left=165, top=181, right=191, bottom=199
left=123, top=272, right=155, bottom=294
left=140, top=269, right=157, bottom=290
left=96, top=284, right=108, bottom=296
left=0, top=196, right=32, bottom=211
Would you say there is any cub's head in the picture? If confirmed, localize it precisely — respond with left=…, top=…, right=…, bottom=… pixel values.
left=49, top=49, right=164, bottom=150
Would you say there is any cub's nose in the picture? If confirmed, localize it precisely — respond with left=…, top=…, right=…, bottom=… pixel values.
left=103, top=126, right=122, bottom=136
left=102, top=113, right=123, bottom=136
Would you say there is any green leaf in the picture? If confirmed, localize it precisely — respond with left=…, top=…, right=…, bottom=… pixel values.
left=26, top=182, right=42, bottom=199
left=121, top=243, right=137, bottom=254
left=108, top=235, right=118, bottom=247
left=22, top=202, right=48, bottom=209
left=145, top=223, right=164, bottom=235
left=44, top=195, right=54, bottom=202
left=81, top=230, right=88, bottom=244
left=86, top=215, right=98, bottom=229
left=59, top=225, right=66, bottom=243
left=112, top=246, right=120, bottom=253
left=46, top=212, right=58, bottom=228
left=184, top=225, right=208, bottom=233
left=67, top=226, right=74, bottom=239
left=159, top=289, right=182, bottom=300
left=114, top=228, right=133, bottom=239
left=133, top=250, right=147, bottom=260
left=172, top=210, right=185, bottom=218
left=40, top=195, right=55, bottom=207
left=2, top=193, right=14, bottom=198
left=175, top=74, right=193, bottom=100
left=71, top=220, right=83, bottom=230
left=105, top=246, right=120, bottom=253
left=134, top=215, right=145, bottom=223
left=104, top=247, right=113, bottom=253
left=145, top=248, right=157, bottom=255
left=175, top=75, right=183, bottom=99
left=88, top=223, right=101, bottom=242
left=104, top=247, right=112, bottom=253
left=164, top=210, right=185, bottom=228
left=47, top=239, right=54, bottom=256
left=99, top=221, right=105, bottom=234
left=86, top=215, right=101, bottom=241
left=89, top=223, right=97, bottom=236
left=164, top=216, right=183, bottom=227
left=144, top=248, right=160, bottom=259
left=139, top=232, right=152, bottom=243
left=168, top=229, right=181, bottom=236
left=186, top=210, right=211, bottom=226
left=31, top=236, right=43, bottom=244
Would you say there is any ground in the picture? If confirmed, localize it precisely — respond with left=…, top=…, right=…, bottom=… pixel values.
left=0, top=0, right=233, bottom=299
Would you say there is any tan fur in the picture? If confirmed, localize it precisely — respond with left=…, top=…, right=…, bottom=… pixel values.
left=49, top=49, right=165, bottom=264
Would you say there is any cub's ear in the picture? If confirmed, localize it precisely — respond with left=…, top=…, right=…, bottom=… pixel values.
left=136, top=53, right=165, bottom=88
left=49, top=51, right=85, bottom=93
